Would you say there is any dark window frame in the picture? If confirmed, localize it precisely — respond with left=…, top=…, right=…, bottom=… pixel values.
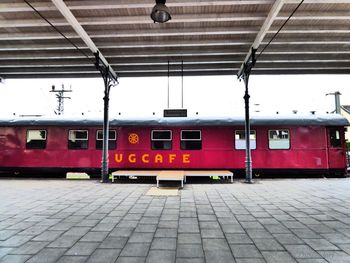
left=26, top=129, right=47, bottom=149
left=268, top=129, right=290, bottom=150
left=180, top=130, right=202, bottom=150
left=151, top=130, right=172, bottom=150
left=329, top=128, right=342, bottom=148
left=234, top=130, right=257, bottom=150
left=96, top=130, right=117, bottom=150
left=68, top=130, right=89, bottom=150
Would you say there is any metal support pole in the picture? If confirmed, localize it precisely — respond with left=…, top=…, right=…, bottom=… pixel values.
left=238, top=48, right=256, bottom=184
left=95, top=52, right=117, bottom=183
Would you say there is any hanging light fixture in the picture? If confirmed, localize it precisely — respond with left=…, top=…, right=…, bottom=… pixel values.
left=150, top=0, right=171, bottom=23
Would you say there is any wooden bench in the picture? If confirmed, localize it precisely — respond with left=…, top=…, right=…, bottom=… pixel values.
left=184, top=170, right=233, bottom=183
left=111, top=170, right=233, bottom=184
left=157, top=170, right=185, bottom=188
left=111, top=170, right=158, bottom=182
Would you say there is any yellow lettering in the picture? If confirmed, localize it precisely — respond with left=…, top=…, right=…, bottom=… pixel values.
left=154, top=154, right=163, bottom=163
left=169, top=154, right=176, bottom=163
left=128, top=154, right=136, bottom=163
left=141, top=154, right=149, bottom=163
left=183, top=154, right=190, bottom=163
left=115, top=154, right=123, bottom=163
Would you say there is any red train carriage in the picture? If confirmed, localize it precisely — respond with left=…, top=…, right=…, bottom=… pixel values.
left=0, top=115, right=348, bottom=176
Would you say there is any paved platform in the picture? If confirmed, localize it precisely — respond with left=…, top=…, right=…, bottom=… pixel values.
left=0, top=178, right=350, bottom=263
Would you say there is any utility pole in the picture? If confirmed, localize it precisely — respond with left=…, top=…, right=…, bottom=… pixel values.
left=50, top=84, right=72, bottom=115
left=326, top=91, right=341, bottom=114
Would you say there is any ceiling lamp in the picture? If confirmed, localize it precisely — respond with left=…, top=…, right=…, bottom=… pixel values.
left=150, top=0, right=171, bottom=23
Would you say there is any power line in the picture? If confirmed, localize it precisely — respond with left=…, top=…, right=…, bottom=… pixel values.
left=257, top=0, right=304, bottom=60
left=23, top=0, right=93, bottom=63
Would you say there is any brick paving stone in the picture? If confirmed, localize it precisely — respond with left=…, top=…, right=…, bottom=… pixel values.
left=202, top=238, right=230, bottom=251
left=99, top=236, right=128, bottom=249
left=32, top=230, right=64, bottom=242
left=155, top=228, right=178, bottom=238
left=146, top=250, right=176, bottom=263
left=200, top=228, right=225, bottom=238
left=176, top=244, right=204, bottom=258
left=296, top=259, right=328, bottom=263
left=204, top=250, right=235, bottom=263
left=285, top=245, right=322, bottom=259
left=62, top=227, right=91, bottom=237
left=47, top=235, right=80, bottom=248
left=338, top=244, right=350, bottom=254
left=177, top=233, right=202, bottom=244
left=226, top=233, right=253, bottom=244
left=128, top=232, right=154, bottom=243
left=247, top=229, right=273, bottom=239
left=253, top=238, right=284, bottom=251
left=318, top=251, right=350, bottom=263
left=0, top=235, right=33, bottom=247
left=321, top=233, right=350, bottom=244
left=9, top=241, right=48, bottom=255
left=134, top=224, right=157, bottom=233
left=273, top=233, right=305, bottom=245
left=176, top=258, right=205, bottom=263
left=109, top=227, right=134, bottom=237
left=303, top=238, right=340, bottom=251
left=0, top=254, right=31, bottom=263
left=230, top=244, right=263, bottom=258
left=65, top=242, right=99, bottom=256
left=151, top=237, right=176, bottom=250
left=120, top=243, right=150, bottom=257
left=0, top=247, right=14, bottom=258
left=26, top=248, right=67, bottom=263
left=56, top=256, right=88, bottom=263
left=221, top=224, right=245, bottom=233
left=115, top=256, right=146, bottom=263
left=91, top=223, right=116, bottom=232
left=158, top=220, right=179, bottom=229
left=235, top=259, right=266, bottom=263
left=86, top=248, right=121, bottom=263
left=0, top=230, right=20, bottom=241
left=262, top=251, right=297, bottom=263
left=291, top=229, right=321, bottom=239
left=81, top=231, right=109, bottom=242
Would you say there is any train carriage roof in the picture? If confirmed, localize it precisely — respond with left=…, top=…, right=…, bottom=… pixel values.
left=0, top=114, right=348, bottom=127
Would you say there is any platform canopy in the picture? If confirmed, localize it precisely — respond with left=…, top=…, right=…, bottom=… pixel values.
left=1, top=0, right=350, bottom=79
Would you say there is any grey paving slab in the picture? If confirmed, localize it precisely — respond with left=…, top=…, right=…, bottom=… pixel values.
left=9, top=241, right=48, bottom=255
left=86, top=248, right=121, bottom=263
left=151, top=237, right=177, bottom=250
left=65, top=241, right=99, bottom=256
left=115, top=256, right=146, bottom=263
left=0, top=254, right=31, bottom=263
left=120, top=243, right=150, bottom=257
left=146, top=250, right=176, bottom=263
left=26, top=248, right=67, bottom=263
left=262, top=251, right=298, bottom=263
left=176, top=244, right=204, bottom=258
left=1, top=179, right=350, bottom=262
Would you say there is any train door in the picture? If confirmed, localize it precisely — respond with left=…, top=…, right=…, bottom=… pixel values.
left=327, top=127, right=346, bottom=170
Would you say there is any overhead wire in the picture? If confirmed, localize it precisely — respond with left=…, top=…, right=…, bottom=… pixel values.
left=23, top=0, right=94, bottom=63
left=256, top=0, right=305, bottom=60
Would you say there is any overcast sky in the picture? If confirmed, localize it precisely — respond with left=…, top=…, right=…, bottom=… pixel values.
left=0, top=74, right=349, bottom=118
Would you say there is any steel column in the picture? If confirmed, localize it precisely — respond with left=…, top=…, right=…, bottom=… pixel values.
left=95, top=52, right=117, bottom=183
left=238, top=48, right=256, bottom=183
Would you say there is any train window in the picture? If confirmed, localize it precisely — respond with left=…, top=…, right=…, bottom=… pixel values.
left=181, top=130, right=202, bottom=150
left=96, top=130, right=117, bottom=150
left=26, top=130, right=46, bottom=149
left=268, top=129, right=290, bottom=149
left=235, top=130, right=256, bottom=150
left=330, top=128, right=341, bottom=148
left=68, top=130, right=88, bottom=149
left=151, top=130, right=172, bottom=150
